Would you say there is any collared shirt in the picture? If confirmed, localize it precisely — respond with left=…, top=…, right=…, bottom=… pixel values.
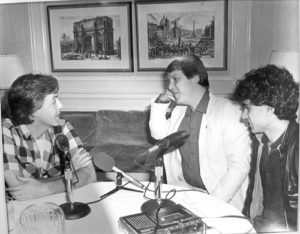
left=178, top=90, right=210, bottom=190
left=259, top=133, right=286, bottom=227
left=2, top=118, right=90, bottom=179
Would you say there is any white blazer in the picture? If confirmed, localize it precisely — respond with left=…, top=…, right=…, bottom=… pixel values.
left=149, top=93, right=251, bottom=211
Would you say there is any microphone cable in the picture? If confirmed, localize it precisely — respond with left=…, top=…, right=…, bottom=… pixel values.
left=84, top=181, right=132, bottom=206
left=142, top=181, right=155, bottom=200
left=85, top=181, right=150, bottom=206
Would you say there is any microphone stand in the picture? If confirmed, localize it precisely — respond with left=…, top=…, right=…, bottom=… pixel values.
left=60, top=153, right=91, bottom=220
left=99, top=172, right=143, bottom=202
left=141, top=149, right=176, bottom=217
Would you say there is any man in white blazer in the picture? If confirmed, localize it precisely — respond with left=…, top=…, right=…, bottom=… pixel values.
left=149, top=54, right=251, bottom=211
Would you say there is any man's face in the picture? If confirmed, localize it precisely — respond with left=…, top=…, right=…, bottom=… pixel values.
left=167, top=70, right=198, bottom=105
left=241, top=99, right=270, bottom=134
left=33, top=93, right=62, bottom=127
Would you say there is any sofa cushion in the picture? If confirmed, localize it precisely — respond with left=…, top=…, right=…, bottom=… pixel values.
left=96, top=110, right=153, bottom=146
left=60, top=112, right=97, bottom=148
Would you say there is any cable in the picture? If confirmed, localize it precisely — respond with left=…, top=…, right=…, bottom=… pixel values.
left=167, top=188, right=208, bottom=194
left=153, top=205, right=163, bottom=234
left=143, top=181, right=155, bottom=200
left=86, top=181, right=155, bottom=205
left=164, top=188, right=176, bottom=200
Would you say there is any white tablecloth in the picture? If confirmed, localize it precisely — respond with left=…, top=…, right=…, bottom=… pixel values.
left=8, top=181, right=255, bottom=234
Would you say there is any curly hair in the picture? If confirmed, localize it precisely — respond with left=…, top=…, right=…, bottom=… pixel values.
left=232, top=64, right=299, bottom=120
left=166, top=53, right=209, bottom=88
left=7, top=73, right=59, bottom=125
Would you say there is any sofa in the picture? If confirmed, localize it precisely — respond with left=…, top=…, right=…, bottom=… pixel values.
left=60, top=110, right=157, bottom=181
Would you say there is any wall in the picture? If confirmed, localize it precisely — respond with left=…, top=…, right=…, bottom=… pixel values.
left=0, top=3, right=33, bottom=71
left=0, top=0, right=299, bottom=111
left=250, top=0, right=299, bottom=69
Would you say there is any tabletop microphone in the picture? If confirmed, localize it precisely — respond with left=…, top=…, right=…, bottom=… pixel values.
left=55, top=134, right=91, bottom=220
left=140, top=132, right=189, bottom=217
left=141, top=130, right=189, bottom=157
left=92, top=152, right=146, bottom=190
left=55, top=134, right=71, bottom=169
left=55, top=134, right=70, bottom=152
left=165, top=100, right=177, bottom=119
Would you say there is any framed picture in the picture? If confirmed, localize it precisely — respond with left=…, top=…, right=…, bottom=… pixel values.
left=47, top=2, right=133, bottom=72
left=135, top=0, right=228, bottom=71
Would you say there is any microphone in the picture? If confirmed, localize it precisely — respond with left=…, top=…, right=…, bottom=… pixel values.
left=141, top=131, right=189, bottom=217
left=55, top=134, right=70, bottom=152
left=55, top=134, right=91, bottom=220
left=141, top=130, right=189, bottom=156
left=55, top=134, right=71, bottom=168
left=165, top=100, right=177, bottom=119
left=92, top=152, right=146, bottom=190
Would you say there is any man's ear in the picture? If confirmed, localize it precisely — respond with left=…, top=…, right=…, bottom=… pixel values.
left=266, top=106, right=275, bottom=115
left=30, top=111, right=38, bottom=121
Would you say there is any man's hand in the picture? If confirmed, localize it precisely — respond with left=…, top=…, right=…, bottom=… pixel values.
left=156, top=89, right=175, bottom=103
left=6, top=176, right=48, bottom=201
left=71, top=148, right=92, bottom=171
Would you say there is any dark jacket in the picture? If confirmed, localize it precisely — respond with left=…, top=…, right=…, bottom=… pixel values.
left=242, top=120, right=299, bottom=229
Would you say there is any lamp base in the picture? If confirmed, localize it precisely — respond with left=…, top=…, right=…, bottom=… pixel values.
left=60, top=202, right=91, bottom=220
left=141, top=199, right=176, bottom=217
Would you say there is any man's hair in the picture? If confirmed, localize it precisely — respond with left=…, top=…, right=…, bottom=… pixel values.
left=232, top=64, right=299, bottom=120
left=7, top=73, right=59, bottom=125
left=166, top=54, right=209, bottom=88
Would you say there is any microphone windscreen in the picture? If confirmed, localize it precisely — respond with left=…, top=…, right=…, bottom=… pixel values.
left=55, top=134, right=70, bottom=151
left=91, top=149, right=115, bottom=172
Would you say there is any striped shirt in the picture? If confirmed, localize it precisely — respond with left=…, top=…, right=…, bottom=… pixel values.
left=2, top=118, right=90, bottom=179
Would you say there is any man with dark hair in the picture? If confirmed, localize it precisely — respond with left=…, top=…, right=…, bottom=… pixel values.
left=149, top=54, right=251, bottom=211
left=232, top=64, right=299, bottom=232
left=2, top=73, right=96, bottom=200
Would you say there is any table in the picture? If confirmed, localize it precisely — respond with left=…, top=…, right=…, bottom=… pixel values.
left=8, top=181, right=255, bottom=234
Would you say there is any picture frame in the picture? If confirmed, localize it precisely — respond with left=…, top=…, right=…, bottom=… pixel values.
left=135, top=0, right=228, bottom=71
left=47, top=2, right=133, bottom=72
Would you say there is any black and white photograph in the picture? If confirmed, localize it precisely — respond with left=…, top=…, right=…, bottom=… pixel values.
left=0, top=0, right=298, bottom=234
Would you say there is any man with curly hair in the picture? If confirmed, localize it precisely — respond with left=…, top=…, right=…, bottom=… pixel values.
left=232, top=64, right=299, bottom=232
